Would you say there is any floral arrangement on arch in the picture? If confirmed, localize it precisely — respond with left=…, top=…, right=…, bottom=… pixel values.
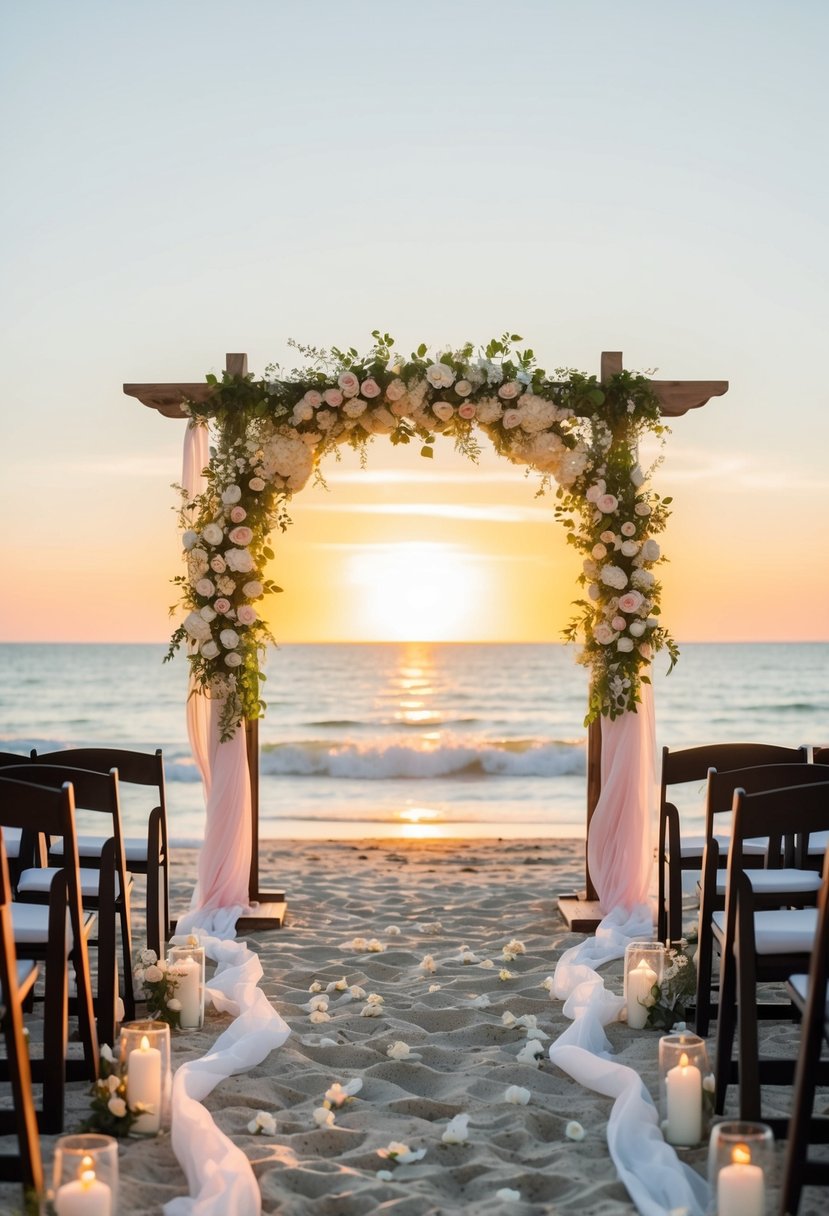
left=166, top=333, right=678, bottom=739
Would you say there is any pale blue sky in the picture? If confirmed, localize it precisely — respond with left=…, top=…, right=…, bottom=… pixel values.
left=2, top=1, right=828, bottom=641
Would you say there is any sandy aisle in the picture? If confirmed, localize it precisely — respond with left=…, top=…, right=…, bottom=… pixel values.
left=4, top=837, right=824, bottom=1215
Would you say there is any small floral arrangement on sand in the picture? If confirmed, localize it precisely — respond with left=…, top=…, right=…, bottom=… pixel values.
left=645, top=943, right=697, bottom=1030
left=134, top=948, right=182, bottom=1029
left=81, top=1043, right=153, bottom=1138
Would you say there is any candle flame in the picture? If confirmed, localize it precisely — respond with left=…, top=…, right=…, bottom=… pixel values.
left=79, top=1154, right=97, bottom=1188
left=679, top=1052, right=690, bottom=1068
left=732, top=1143, right=752, bottom=1166
left=140, top=1034, right=151, bottom=1050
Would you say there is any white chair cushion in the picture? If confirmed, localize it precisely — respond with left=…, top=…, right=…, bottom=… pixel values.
left=709, top=868, right=823, bottom=897
left=11, top=902, right=71, bottom=949
left=51, top=834, right=149, bottom=864
left=788, top=974, right=829, bottom=1019
left=1, top=827, right=22, bottom=859
left=671, top=834, right=729, bottom=860
left=807, top=830, right=829, bottom=857
left=16, top=867, right=124, bottom=899
left=712, top=908, right=818, bottom=954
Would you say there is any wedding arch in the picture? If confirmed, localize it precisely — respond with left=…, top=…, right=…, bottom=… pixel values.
left=125, top=338, right=727, bottom=933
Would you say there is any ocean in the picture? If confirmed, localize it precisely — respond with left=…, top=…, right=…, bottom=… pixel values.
left=0, top=642, right=827, bottom=844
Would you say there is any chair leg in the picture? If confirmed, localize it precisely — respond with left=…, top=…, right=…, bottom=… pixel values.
left=695, top=905, right=714, bottom=1038
left=714, top=943, right=737, bottom=1114
left=781, top=997, right=825, bottom=1214
left=657, top=855, right=667, bottom=943
left=668, top=860, right=684, bottom=946
left=736, top=911, right=762, bottom=1121
left=146, top=861, right=162, bottom=957
left=119, top=894, right=136, bottom=1021
left=41, top=905, right=69, bottom=1133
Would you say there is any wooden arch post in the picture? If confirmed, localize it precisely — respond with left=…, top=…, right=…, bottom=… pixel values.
left=125, top=350, right=727, bottom=934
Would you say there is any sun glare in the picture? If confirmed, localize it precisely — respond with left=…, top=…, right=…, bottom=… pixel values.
left=346, top=542, right=487, bottom=641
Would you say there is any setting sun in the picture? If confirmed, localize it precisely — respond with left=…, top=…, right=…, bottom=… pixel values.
left=346, top=542, right=488, bottom=641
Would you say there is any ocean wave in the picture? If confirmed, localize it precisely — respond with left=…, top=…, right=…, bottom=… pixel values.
left=255, top=738, right=585, bottom=780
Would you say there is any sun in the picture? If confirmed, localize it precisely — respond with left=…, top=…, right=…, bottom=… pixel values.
left=346, top=542, right=487, bottom=641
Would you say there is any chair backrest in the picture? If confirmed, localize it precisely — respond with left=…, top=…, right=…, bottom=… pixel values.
left=32, top=748, right=167, bottom=847
left=0, top=828, right=43, bottom=1193
left=0, top=751, right=33, bottom=769
left=812, top=746, right=829, bottom=766
left=661, top=743, right=807, bottom=793
left=728, top=781, right=829, bottom=882
left=706, top=762, right=827, bottom=819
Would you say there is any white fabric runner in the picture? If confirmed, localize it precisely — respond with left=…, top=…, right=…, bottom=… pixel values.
left=549, top=905, right=710, bottom=1216
left=164, top=929, right=290, bottom=1216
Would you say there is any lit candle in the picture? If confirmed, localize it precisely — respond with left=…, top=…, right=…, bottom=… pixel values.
left=626, top=958, right=657, bottom=1029
left=717, top=1142, right=765, bottom=1216
left=174, top=956, right=202, bottom=1029
left=665, top=1051, right=702, bottom=1145
left=126, top=1034, right=162, bottom=1134
left=55, top=1154, right=112, bottom=1216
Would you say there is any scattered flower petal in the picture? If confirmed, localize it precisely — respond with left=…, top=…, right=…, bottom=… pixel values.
left=361, top=1003, right=383, bottom=1018
left=378, top=1141, right=426, bottom=1164
left=247, top=1110, right=277, bottom=1135
left=504, top=1085, right=531, bottom=1105
left=496, top=1189, right=522, bottom=1202
left=310, top=1010, right=331, bottom=1024
left=326, top=977, right=348, bottom=992
left=376, top=1169, right=394, bottom=1182
left=525, top=1027, right=549, bottom=1042
left=499, top=969, right=514, bottom=981
left=309, top=980, right=323, bottom=993
left=313, top=1106, right=335, bottom=1127
left=565, top=1120, right=586, bottom=1141
left=366, top=993, right=384, bottom=1006
left=428, top=984, right=441, bottom=993
left=325, top=1078, right=362, bottom=1106
left=469, top=994, right=490, bottom=1009
left=350, top=985, right=367, bottom=1000
left=479, top=958, right=495, bottom=969
left=441, top=1113, right=470, bottom=1145
left=386, top=925, right=401, bottom=936
left=517, top=1040, right=545, bottom=1065
left=542, top=976, right=555, bottom=993
left=419, top=955, right=436, bottom=974
left=319, top=1037, right=337, bottom=1047
left=417, top=921, right=443, bottom=934
left=387, top=1040, right=414, bottom=1060
left=502, top=1011, right=518, bottom=1029
left=367, top=939, right=384, bottom=953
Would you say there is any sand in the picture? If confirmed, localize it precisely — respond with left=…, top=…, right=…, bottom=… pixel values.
left=2, top=837, right=825, bottom=1215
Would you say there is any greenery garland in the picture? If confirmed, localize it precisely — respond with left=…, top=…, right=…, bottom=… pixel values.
left=166, top=333, right=678, bottom=739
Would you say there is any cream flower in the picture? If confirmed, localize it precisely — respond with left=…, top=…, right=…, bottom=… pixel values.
left=565, top=1120, right=586, bottom=1141
left=108, top=1096, right=127, bottom=1118
left=367, top=939, right=384, bottom=953
left=377, top=1141, right=426, bottom=1164
left=639, top=539, right=661, bottom=562
left=442, top=1113, right=470, bottom=1145
left=326, top=977, right=348, bottom=993
left=499, top=968, right=513, bottom=981
left=349, top=984, right=367, bottom=1000
left=600, top=564, right=628, bottom=590
left=247, top=1110, right=277, bottom=1135
left=310, top=1009, right=331, bottom=1023
left=324, top=1078, right=362, bottom=1106
left=386, top=1040, right=414, bottom=1060
left=313, top=1106, right=335, bottom=1127
left=432, top=401, right=455, bottom=423
left=428, top=984, right=441, bottom=993
left=425, top=362, right=455, bottom=389
left=309, top=981, right=323, bottom=993
left=419, top=955, right=436, bottom=974
left=504, top=1085, right=531, bottom=1105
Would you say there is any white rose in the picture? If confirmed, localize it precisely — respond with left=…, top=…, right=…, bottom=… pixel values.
left=219, top=628, right=240, bottom=649
left=242, top=580, right=264, bottom=598
left=621, top=540, right=639, bottom=557
left=249, top=477, right=266, bottom=491
left=221, top=485, right=242, bottom=504
left=225, top=548, right=254, bottom=573
left=200, top=606, right=216, bottom=622
left=385, top=379, right=407, bottom=402
left=182, top=530, right=198, bottom=550
left=201, top=640, right=220, bottom=659
left=225, top=652, right=243, bottom=668
left=629, top=621, right=646, bottom=637
left=195, top=578, right=215, bottom=597
left=498, top=380, right=521, bottom=400
left=617, top=637, right=635, bottom=652
left=144, top=964, right=162, bottom=983
left=337, top=371, right=360, bottom=396
left=630, top=464, right=645, bottom=487
left=426, top=362, right=455, bottom=389
left=202, top=523, right=224, bottom=546
left=635, top=502, right=652, bottom=517
left=433, top=402, right=454, bottom=422
left=454, top=379, right=473, bottom=396
left=108, top=1097, right=127, bottom=1118
left=183, top=611, right=212, bottom=642
left=167, top=997, right=182, bottom=1012
left=640, top=539, right=661, bottom=562
left=593, top=623, right=617, bottom=645
left=600, top=565, right=628, bottom=590
left=591, top=544, right=607, bottom=560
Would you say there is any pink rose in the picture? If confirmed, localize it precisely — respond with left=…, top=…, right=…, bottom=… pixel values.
left=214, top=598, right=232, bottom=614
left=458, top=403, right=476, bottom=420
left=229, top=526, right=253, bottom=546
left=209, top=556, right=226, bottom=574
left=338, top=371, right=360, bottom=397
left=455, top=379, right=473, bottom=397
left=195, top=578, right=215, bottom=597
left=360, top=378, right=381, bottom=398
left=249, top=477, right=265, bottom=491
left=586, top=482, right=606, bottom=504
left=237, top=604, right=257, bottom=626
left=502, top=409, right=522, bottom=429
left=385, top=379, right=406, bottom=402
left=498, top=380, right=521, bottom=400
left=323, top=387, right=343, bottom=407
left=433, top=401, right=454, bottom=422
left=612, top=616, right=626, bottom=631
left=618, top=591, right=645, bottom=614
left=230, top=506, right=247, bottom=524
left=596, top=493, right=619, bottom=513
left=600, top=530, right=616, bottom=544
left=303, top=390, right=322, bottom=408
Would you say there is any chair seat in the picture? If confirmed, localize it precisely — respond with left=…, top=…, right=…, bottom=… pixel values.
left=708, top=868, right=823, bottom=898
left=1, top=827, right=22, bottom=859
left=713, top=907, right=818, bottom=954
left=11, top=902, right=94, bottom=948
left=787, top=974, right=829, bottom=1026
left=17, top=867, right=127, bottom=899
left=50, top=834, right=150, bottom=865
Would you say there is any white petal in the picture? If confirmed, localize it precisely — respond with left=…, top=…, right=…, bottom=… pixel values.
left=496, top=1189, right=522, bottom=1202
left=565, top=1120, right=586, bottom=1141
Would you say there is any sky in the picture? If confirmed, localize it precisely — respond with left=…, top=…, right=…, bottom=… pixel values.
left=2, top=0, right=828, bottom=644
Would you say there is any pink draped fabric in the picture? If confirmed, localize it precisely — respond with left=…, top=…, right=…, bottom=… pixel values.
left=178, top=422, right=252, bottom=932
left=586, top=682, right=656, bottom=913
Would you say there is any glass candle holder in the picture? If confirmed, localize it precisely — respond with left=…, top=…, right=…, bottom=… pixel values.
left=624, top=941, right=665, bottom=1030
left=168, top=942, right=206, bottom=1030
left=50, top=1133, right=118, bottom=1215
left=119, top=1019, right=172, bottom=1136
left=658, top=1032, right=711, bottom=1147
left=708, top=1121, right=773, bottom=1216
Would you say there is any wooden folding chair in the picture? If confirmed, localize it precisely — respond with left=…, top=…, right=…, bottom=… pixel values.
left=0, top=776, right=99, bottom=1133
left=657, top=743, right=806, bottom=944
left=779, top=843, right=829, bottom=1213
left=694, top=762, right=825, bottom=1036
left=5, top=762, right=134, bottom=1040
left=0, top=827, right=43, bottom=1201
left=34, top=747, right=170, bottom=956
left=0, top=751, right=37, bottom=886
left=712, top=779, right=829, bottom=1128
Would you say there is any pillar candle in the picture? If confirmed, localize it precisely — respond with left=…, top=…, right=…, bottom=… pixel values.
left=55, top=1156, right=112, bottom=1216
left=126, top=1034, right=162, bottom=1134
left=626, top=958, right=657, bottom=1030
left=174, top=957, right=202, bottom=1029
left=665, top=1051, right=702, bottom=1145
left=717, top=1144, right=765, bottom=1216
